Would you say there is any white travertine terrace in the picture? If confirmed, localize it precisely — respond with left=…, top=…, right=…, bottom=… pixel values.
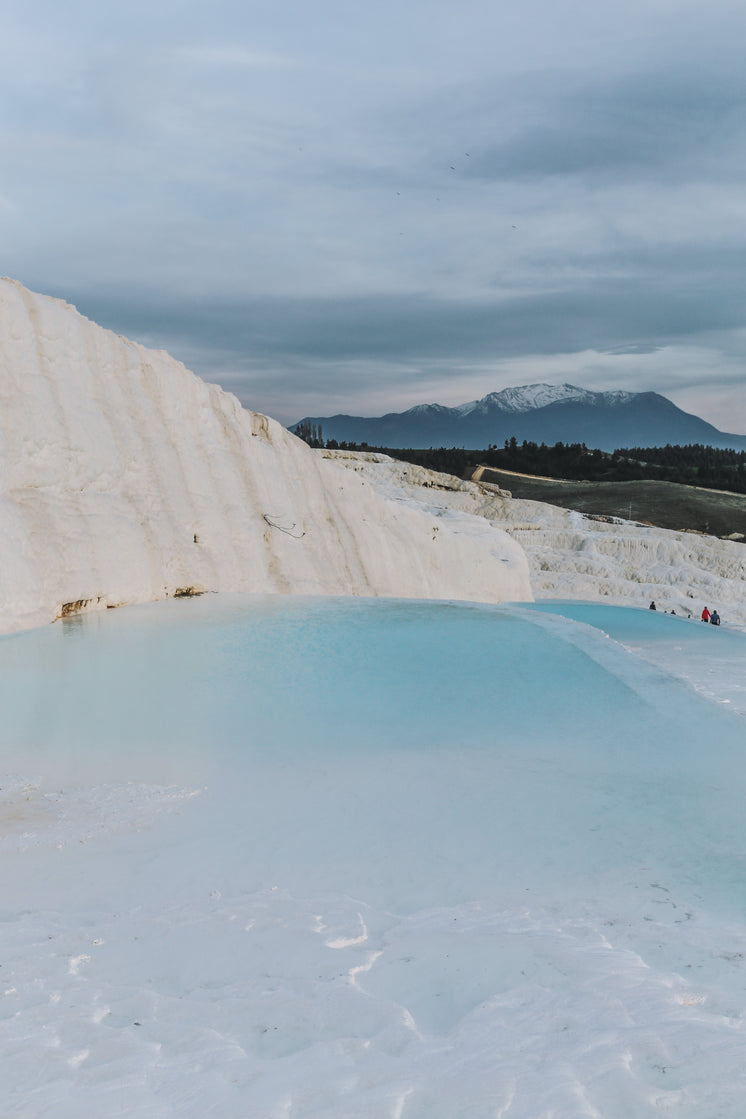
left=0, top=278, right=531, bottom=634
left=3, top=275, right=744, bottom=637
left=323, top=451, right=746, bottom=625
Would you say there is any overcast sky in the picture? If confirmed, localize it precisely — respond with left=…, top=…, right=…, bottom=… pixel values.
left=3, top=0, right=746, bottom=432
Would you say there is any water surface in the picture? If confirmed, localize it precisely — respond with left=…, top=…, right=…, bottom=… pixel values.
left=1, top=595, right=744, bottom=1117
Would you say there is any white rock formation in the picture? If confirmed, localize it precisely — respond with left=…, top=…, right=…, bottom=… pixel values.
left=0, top=279, right=531, bottom=635
left=5, top=276, right=743, bottom=638
left=322, top=451, right=746, bottom=625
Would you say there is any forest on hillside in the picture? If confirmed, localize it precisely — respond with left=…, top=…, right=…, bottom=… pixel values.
left=293, top=423, right=746, bottom=495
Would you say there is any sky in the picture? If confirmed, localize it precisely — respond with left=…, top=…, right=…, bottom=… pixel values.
left=3, top=0, right=746, bottom=432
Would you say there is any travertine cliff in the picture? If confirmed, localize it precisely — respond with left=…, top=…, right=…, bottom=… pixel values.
left=0, top=279, right=531, bottom=633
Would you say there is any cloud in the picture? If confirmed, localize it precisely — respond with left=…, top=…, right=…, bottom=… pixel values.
left=57, top=282, right=746, bottom=435
left=66, top=254, right=746, bottom=368
left=467, top=70, right=746, bottom=183
left=2, top=0, right=746, bottom=435
left=173, top=45, right=298, bottom=70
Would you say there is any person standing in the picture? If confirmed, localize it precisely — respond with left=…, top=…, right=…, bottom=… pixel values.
left=701, top=606, right=711, bottom=623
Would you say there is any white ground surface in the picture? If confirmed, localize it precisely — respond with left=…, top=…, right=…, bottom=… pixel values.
left=323, top=451, right=746, bottom=626
left=2, top=595, right=746, bottom=1118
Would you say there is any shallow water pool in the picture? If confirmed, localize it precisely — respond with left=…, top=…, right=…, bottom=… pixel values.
left=1, top=595, right=745, bottom=1117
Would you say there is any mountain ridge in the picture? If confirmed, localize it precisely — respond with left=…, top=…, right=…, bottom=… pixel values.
left=292, top=383, right=746, bottom=452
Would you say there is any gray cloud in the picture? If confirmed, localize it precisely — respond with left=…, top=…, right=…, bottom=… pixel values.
left=467, top=70, right=746, bottom=182
left=67, top=235, right=746, bottom=370
left=3, top=0, right=746, bottom=433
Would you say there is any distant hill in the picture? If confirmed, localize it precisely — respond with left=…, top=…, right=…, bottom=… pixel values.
left=475, top=469, right=746, bottom=540
left=292, top=383, right=746, bottom=452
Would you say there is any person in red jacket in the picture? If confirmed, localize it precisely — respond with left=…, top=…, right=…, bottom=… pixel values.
left=701, top=606, right=711, bottom=622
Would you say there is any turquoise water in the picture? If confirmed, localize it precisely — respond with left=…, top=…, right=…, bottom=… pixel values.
left=2, top=594, right=745, bottom=915
left=2, top=595, right=746, bottom=1117
left=524, top=597, right=745, bottom=649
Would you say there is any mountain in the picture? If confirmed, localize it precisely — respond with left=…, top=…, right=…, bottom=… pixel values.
left=292, top=383, right=746, bottom=452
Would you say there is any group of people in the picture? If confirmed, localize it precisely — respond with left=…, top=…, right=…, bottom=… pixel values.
left=648, top=600, right=722, bottom=624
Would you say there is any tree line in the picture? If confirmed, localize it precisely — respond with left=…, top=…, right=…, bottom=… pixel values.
left=294, top=428, right=746, bottom=495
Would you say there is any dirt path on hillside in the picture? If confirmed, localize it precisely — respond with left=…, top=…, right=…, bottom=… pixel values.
left=474, top=468, right=746, bottom=538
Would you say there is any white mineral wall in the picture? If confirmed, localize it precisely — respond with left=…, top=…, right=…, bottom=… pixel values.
left=323, top=451, right=746, bottom=625
left=0, top=279, right=531, bottom=634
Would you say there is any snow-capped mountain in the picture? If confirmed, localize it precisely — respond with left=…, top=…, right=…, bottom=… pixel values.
left=403, top=402, right=455, bottom=417
left=464, top=384, right=636, bottom=414
left=293, top=383, right=746, bottom=451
